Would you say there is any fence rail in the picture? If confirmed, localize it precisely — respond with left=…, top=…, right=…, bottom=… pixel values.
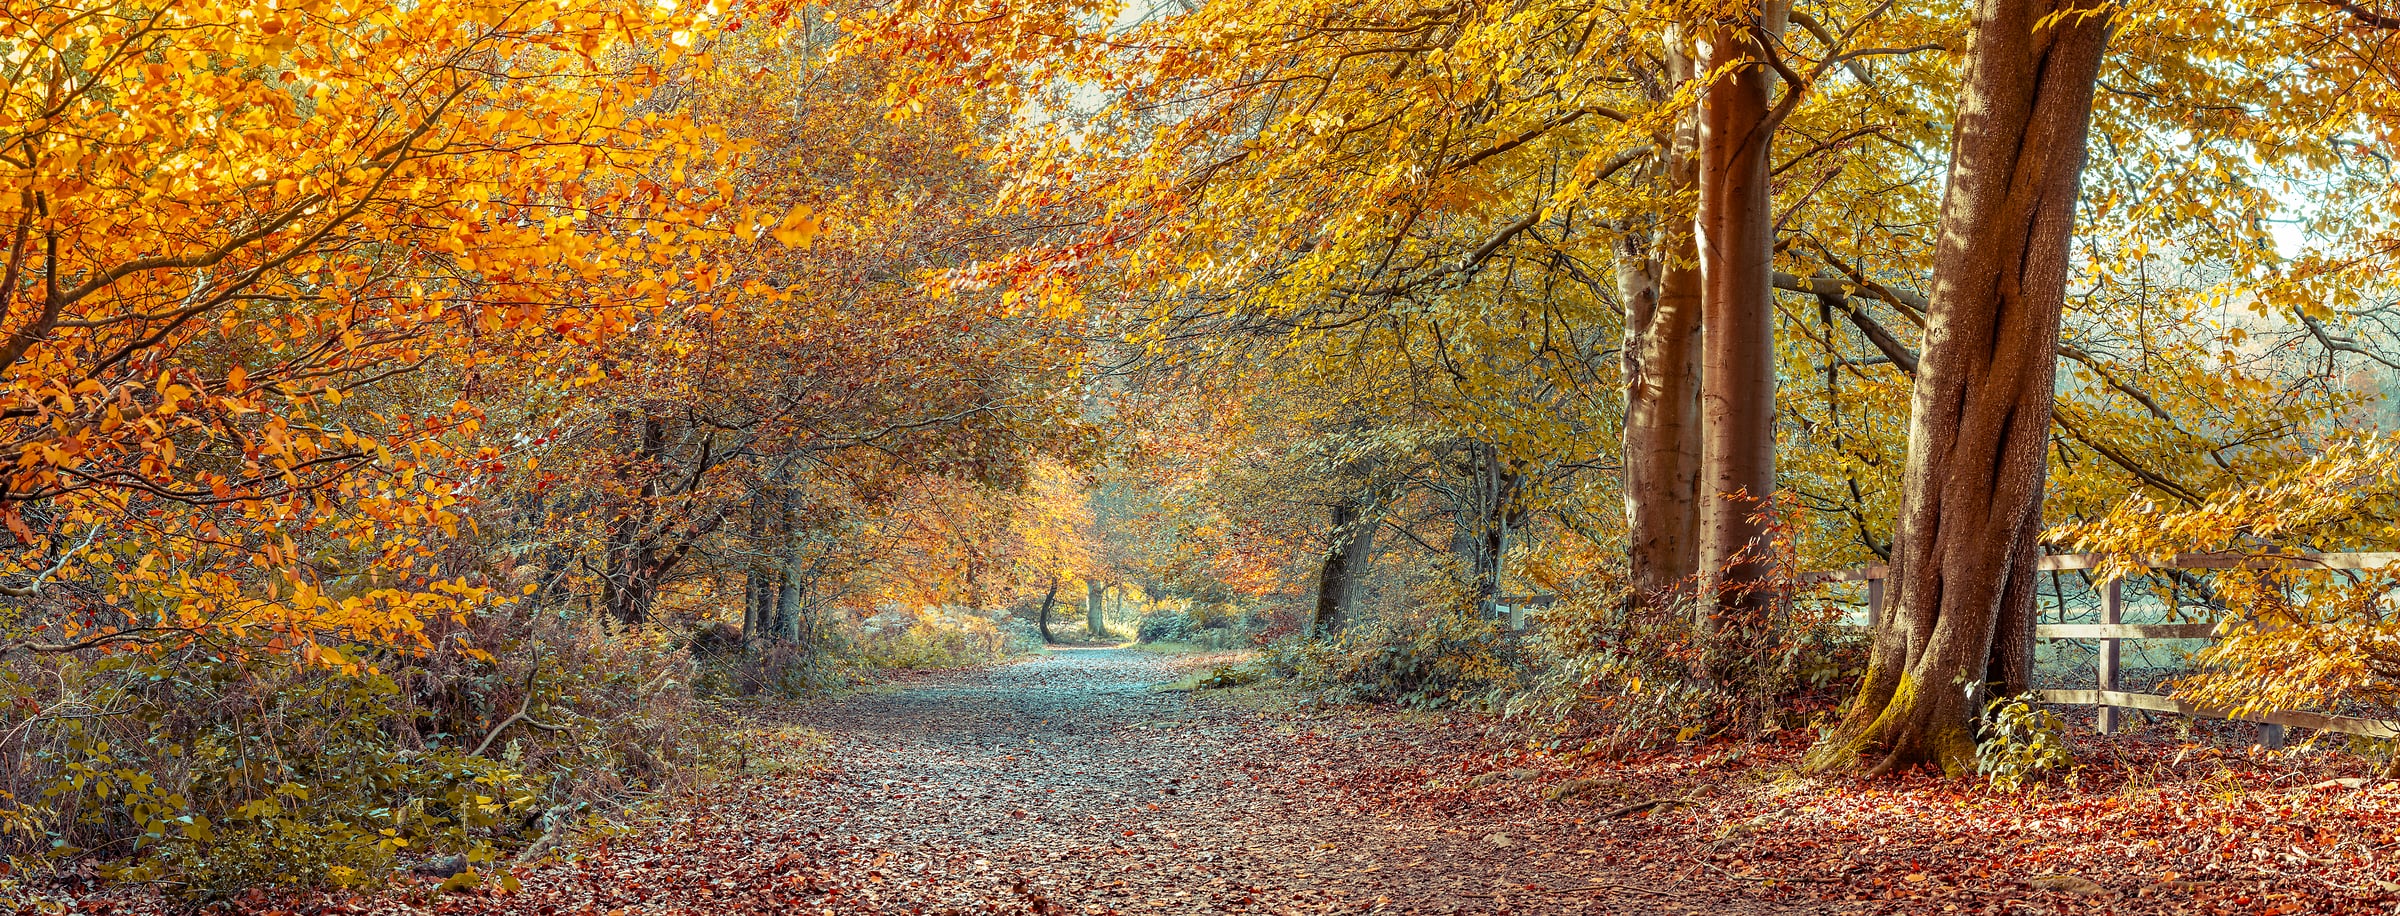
left=1482, top=593, right=1557, bottom=630
left=1800, top=551, right=2400, bottom=747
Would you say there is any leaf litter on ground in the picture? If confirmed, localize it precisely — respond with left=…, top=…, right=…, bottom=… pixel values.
left=33, top=649, right=2400, bottom=915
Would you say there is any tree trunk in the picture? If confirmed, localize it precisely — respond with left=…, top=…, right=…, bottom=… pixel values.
left=743, top=569, right=770, bottom=642
left=1450, top=442, right=1522, bottom=605
left=1311, top=496, right=1378, bottom=638
left=1985, top=499, right=2043, bottom=699
left=742, top=503, right=773, bottom=643
left=775, top=550, right=805, bottom=641
left=1620, top=44, right=1706, bottom=612
left=1037, top=580, right=1060, bottom=644
left=602, top=411, right=668, bottom=626
left=1693, top=4, right=1786, bottom=632
left=1086, top=581, right=1110, bottom=638
left=1809, top=0, right=2112, bottom=776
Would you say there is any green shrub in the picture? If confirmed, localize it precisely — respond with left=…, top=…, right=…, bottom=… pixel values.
left=31, top=656, right=536, bottom=900
left=1976, top=694, right=2075, bottom=792
left=1258, top=612, right=1524, bottom=708
left=1, top=612, right=733, bottom=902
left=851, top=608, right=1030, bottom=669
left=1137, top=610, right=1195, bottom=644
left=1192, top=664, right=1259, bottom=689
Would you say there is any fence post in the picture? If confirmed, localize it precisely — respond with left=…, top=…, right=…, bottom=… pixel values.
left=2257, top=720, right=2287, bottom=750
left=2258, top=566, right=2289, bottom=749
left=2098, top=575, right=2121, bottom=735
left=1866, top=574, right=1884, bottom=629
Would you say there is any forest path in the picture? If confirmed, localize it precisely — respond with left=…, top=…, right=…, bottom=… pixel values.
left=457, top=649, right=1795, bottom=916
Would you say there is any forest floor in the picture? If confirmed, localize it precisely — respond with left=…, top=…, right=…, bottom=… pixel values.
left=418, top=647, right=2400, bottom=916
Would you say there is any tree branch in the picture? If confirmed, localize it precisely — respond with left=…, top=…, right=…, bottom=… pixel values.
left=471, top=663, right=568, bottom=758
left=2327, top=0, right=2400, bottom=28
left=0, top=522, right=102, bottom=596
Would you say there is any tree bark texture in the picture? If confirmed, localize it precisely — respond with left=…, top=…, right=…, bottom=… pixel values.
left=1618, top=66, right=1707, bottom=609
left=1694, top=5, right=1785, bottom=630
left=1811, top=0, right=2112, bottom=776
left=1086, top=581, right=1111, bottom=637
left=1311, top=496, right=1378, bottom=638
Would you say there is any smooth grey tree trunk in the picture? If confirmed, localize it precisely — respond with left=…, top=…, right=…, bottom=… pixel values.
left=743, top=570, right=771, bottom=642
left=775, top=537, right=806, bottom=641
left=1086, top=581, right=1110, bottom=637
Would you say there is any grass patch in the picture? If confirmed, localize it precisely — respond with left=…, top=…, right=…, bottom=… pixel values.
left=1125, top=640, right=1229, bottom=655
left=736, top=723, right=832, bottom=778
left=1151, top=654, right=1263, bottom=692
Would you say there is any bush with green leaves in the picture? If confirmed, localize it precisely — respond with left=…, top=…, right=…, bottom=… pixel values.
left=1258, top=611, right=1525, bottom=708
left=1, top=611, right=734, bottom=902
left=1137, top=610, right=1196, bottom=644
left=25, top=654, right=537, bottom=899
left=850, top=607, right=1031, bottom=670
left=1976, top=694, right=2075, bottom=792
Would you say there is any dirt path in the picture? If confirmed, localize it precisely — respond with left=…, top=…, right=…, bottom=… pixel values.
left=450, top=648, right=1793, bottom=916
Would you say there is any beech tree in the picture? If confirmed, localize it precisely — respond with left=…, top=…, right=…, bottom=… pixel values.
left=0, top=0, right=720, bottom=657
left=1693, top=1, right=1791, bottom=628
left=497, top=11, right=1090, bottom=629
left=1810, top=0, right=2115, bottom=775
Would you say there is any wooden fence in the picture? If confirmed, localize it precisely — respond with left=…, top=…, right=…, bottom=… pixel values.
left=1484, top=594, right=1557, bottom=630
left=1802, top=552, right=2400, bottom=747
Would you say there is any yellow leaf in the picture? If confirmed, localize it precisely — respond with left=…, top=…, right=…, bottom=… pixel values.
left=771, top=204, right=821, bottom=247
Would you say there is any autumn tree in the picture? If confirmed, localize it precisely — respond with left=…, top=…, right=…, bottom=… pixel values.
left=496, top=9, right=1091, bottom=631
left=865, top=0, right=2400, bottom=759
left=1809, top=0, right=2114, bottom=774
left=0, top=0, right=720, bottom=659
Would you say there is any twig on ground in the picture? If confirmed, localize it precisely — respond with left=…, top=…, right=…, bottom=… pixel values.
left=1601, top=796, right=1693, bottom=818
left=1462, top=882, right=1688, bottom=899
left=1698, top=859, right=1843, bottom=884
left=511, top=802, right=586, bottom=867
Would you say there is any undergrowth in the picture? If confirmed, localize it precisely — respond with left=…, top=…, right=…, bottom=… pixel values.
left=1255, top=611, right=1526, bottom=709
left=0, top=610, right=735, bottom=904
left=698, top=605, right=1041, bottom=697
left=1507, top=586, right=1865, bottom=754
left=1226, top=576, right=1865, bottom=753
